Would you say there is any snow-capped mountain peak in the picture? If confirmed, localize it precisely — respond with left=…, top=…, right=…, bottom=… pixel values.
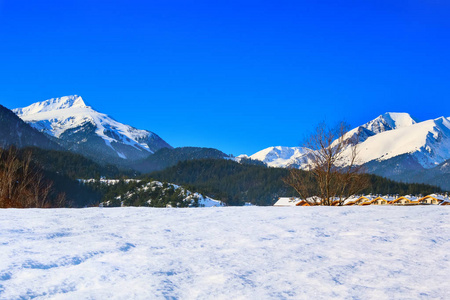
left=13, top=95, right=87, bottom=116
left=349, top=115, right=450, bottom=168
left=13, top=96, right=171, bottom=162
left=365, top=112, right=417, bottom=134
left=343, top=112, right=417, bottom=144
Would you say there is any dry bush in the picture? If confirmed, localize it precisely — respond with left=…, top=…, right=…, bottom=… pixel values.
left=283, top=121, right=370, bottom=206
left=0, top=147, right=63, bottom=208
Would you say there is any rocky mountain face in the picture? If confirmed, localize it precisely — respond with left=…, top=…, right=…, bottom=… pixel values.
left=13, top=95, right=172, bottom=164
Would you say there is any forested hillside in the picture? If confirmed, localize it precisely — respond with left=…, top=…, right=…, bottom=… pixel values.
left=148, top=159, right=293, bottom=205
left=0, top=147, right=101, bottom=208
left=130, top=147, right=229, bottom=173
left=22, top=147, right=136, bottom=179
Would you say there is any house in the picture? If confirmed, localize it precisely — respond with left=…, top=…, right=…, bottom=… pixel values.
left=343, top=196, right=360, bottom=206
left=356, top=196, right=374, bottom=205
left=389, top=196, right=411, bottom=205
left=371, top=197, right=388, bottom=205
left=418, top=195, right=442, bottom=205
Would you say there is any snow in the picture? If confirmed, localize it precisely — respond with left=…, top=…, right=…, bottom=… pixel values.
left=81, top=179, right=141, bottom=185
left=1, top=207, right=449, bottom=299
left=364, top=112, right=417, bottom=134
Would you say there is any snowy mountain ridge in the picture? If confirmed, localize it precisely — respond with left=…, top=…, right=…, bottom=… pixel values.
left=360, top=112, right=417, bottom=134
left=243, top=112, right=450, bottom=170
left=237, top=146, right=312, bottom=168
left=345, top=112, right=418, bottom=144
left=347, top=115, right=450, bottom=168
left=13, top=95, right=171, bottom=162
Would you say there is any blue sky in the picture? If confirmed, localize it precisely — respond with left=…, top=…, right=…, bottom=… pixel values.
left=1, top=0, right=449, bottom=155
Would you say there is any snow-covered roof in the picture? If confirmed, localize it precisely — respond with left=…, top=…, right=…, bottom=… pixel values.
left=274, top=197, right=302, bottom=207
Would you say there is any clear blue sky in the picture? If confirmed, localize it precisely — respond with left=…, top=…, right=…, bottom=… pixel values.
left=1, top=0, right=449, bottom=155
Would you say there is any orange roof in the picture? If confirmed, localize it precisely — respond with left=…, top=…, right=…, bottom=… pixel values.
left=418, top=195, right=443, bottom=202
left=373, top=197, right=388, bottom=201
left=389, top=196, right=411, bottom=204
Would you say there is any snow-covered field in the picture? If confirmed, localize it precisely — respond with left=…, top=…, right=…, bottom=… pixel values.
left=1, top=207, right=449, bottom=299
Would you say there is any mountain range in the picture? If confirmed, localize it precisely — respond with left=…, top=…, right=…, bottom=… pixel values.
left=240, top=112, right=450, bottom=190
left=1, top=96, right=449, bottom=191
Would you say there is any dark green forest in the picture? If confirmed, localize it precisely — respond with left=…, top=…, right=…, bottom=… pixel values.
left=0, top=147, right=101, bottom=208
left=22, top=147, right=136, bottom=179
left=130, top=147, right=229, bottom=173
left=16, top=148, right=121, bottom=207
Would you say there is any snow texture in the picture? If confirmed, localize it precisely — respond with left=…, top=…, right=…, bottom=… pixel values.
left=1, top=207, right=449, bottom=299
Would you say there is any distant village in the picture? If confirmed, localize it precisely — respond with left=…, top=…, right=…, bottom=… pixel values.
left=275, top=194, right=450, bottom=206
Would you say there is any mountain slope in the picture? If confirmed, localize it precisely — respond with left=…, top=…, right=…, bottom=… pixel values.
left=423, top=159, right=450, bottom=190
left=349, top=116, right=450, bottom=168
left=13, top=95, right=172, bottom=163
left=0, top=104, right=60, bottom=150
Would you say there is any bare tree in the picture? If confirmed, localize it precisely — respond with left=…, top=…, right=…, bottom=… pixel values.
left=283, top=121, right=370, bottom=206
left=0, top=147, right=61, bottom=208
